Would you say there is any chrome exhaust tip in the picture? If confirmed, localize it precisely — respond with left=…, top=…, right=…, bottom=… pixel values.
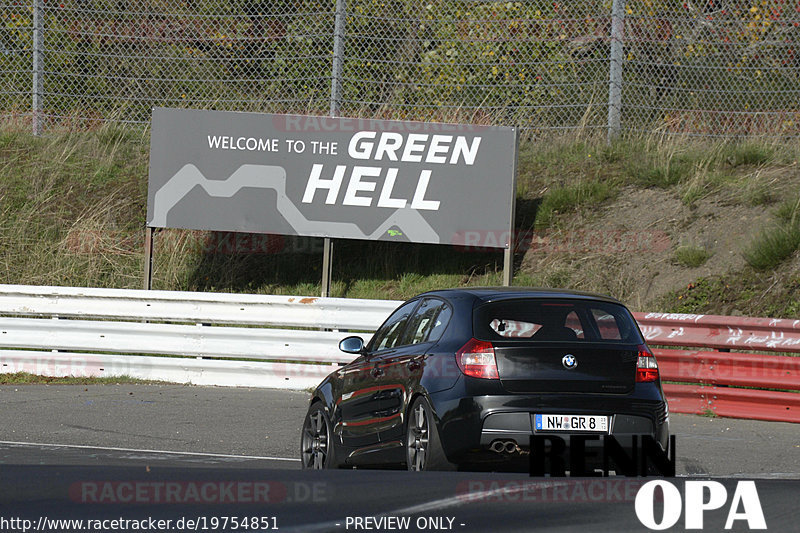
left=490, top=440, right=519, bottom=454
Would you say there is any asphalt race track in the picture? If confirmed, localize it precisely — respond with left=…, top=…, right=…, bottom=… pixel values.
left=0, top=384, right=798, bottom=532
left=0, top=384, right=797, bottom=476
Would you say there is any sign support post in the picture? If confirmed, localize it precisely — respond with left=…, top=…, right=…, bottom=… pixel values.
left=321, top=238, right=334, bottom=297
left=502, top=128, right=519, bottom=287
left=503, top=241, right=513, bottom=286
left=143, top=226, right=154, bottom=290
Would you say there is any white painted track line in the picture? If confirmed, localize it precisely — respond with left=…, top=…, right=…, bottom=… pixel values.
left=0, top=440, right=300, bottom=462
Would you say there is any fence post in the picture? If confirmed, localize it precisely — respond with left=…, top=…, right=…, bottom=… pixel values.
left=329, top=0, right=346, bottom=117
left=32, top=0, right=43, bottom=135
left=322, top=0, right=346, bottom=298
left=607, top=0, right=625, bottom=143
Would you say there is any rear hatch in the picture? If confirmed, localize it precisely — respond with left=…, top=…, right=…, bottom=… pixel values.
left=492, top=341, right=637, bottom=394
left=473, top=297, right=643, bottom=394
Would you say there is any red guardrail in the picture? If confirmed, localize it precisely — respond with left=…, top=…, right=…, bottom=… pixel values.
left=662, top=384, right=800, bottom=424
left=632, top=312, right=800, bottom=424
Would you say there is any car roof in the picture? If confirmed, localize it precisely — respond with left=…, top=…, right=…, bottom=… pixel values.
left=417, top=287, right=625, bottom=306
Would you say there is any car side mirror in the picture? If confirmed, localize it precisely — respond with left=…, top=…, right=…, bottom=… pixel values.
left=339, top=336, right=365, bottom=355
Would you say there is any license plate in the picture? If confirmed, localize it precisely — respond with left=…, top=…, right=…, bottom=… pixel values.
left=534, top=414, right=608, bottom=432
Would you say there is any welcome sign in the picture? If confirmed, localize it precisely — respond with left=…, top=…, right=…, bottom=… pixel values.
left=147, top=108, right=517, bottom=247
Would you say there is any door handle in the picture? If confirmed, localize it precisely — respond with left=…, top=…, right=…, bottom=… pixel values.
left=407, top=355, right=426, bottom=372
left=371, top=367, right=384, bottom=378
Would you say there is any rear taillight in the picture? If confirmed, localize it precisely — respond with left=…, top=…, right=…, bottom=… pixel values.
left=636, top=344, right=659, bottom=382
left=456, top=338, right=499, bottom=379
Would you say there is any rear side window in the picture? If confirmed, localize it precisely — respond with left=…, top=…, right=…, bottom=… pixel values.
left=370, top=300, right=418, bottom=351
left=474, top=298, right=641, bottom=344
left=406, top=298, right=452, bottom=345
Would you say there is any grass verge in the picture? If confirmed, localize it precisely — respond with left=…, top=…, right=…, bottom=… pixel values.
left=0, top=372, right=172, bottom=385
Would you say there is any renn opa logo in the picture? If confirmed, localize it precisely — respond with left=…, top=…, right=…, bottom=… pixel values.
left=635, top=480, right=766, bottom=530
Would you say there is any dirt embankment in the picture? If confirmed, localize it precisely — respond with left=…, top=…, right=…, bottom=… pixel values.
left=518, top=153, right=800, bottom=315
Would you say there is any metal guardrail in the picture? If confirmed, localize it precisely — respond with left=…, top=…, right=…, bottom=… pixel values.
left=0, top=285, right=796, bottom=423
left=0, top=284, right=398, bottom=390
left=0, top=284, right=396, bottom=329
left=0, top=350, right=335, bottom=390
left=634, top=312, right=800, bottom=424
left=0, top=317, right=349, bottom=363
left=635, top=313, right=800, bottom=353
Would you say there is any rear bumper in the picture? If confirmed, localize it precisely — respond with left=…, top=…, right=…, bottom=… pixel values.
left=428, top=377, right=669, bottom=464
left=479, top=412, right=657, bottom=446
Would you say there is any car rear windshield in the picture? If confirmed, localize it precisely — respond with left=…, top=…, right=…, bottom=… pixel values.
left=473, top=298, right=643, bottom=344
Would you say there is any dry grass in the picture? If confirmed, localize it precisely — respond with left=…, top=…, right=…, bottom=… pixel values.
left=0, top=122, right=149, bottom=287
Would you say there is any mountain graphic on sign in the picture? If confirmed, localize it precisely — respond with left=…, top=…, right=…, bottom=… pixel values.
left=148, top=164, right=440, bottom=243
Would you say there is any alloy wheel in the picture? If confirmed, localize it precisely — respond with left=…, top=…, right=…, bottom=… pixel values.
left=407, top=403, right=429, bottom=471
left=302, top=408, right=329, bottom=469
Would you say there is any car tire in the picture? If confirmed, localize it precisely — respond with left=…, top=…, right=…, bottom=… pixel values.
left=406, top=397, right=455, bottom=471
left=300, top=402, right=337, bottom=469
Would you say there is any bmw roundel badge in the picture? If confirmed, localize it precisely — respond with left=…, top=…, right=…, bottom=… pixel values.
left=562, top=354, right=577, bottom=369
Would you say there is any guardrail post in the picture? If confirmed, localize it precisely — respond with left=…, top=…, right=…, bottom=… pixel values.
left=32, top=0, right=43, bottom=135
left=607, top=0, right=625, bottom=143
left=143, top=227, right=154, bottom=290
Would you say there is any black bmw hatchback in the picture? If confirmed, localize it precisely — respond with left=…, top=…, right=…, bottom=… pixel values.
left=300, top=288, right=669, bottom=471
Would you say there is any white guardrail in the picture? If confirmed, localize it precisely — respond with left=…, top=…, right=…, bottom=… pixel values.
left=0, top=285, right=401, bottom=390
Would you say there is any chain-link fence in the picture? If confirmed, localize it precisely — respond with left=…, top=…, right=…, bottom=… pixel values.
left=2, top=0, right=799, bottom=136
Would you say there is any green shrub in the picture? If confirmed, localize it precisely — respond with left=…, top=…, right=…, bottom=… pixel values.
left=743, top=225, right=800, bottom=270
left=674, top=245, right=711, bottom=267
